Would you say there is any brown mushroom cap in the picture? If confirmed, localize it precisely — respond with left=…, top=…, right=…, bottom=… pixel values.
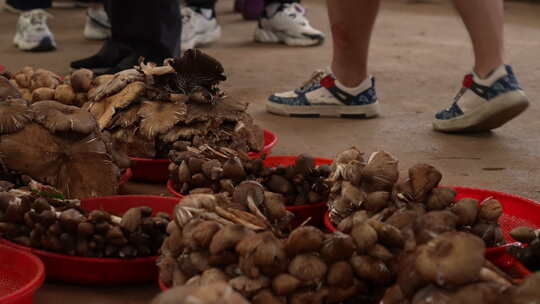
left=285, top=226, right=325, bottom=256
left=408, top=164, right=442, bottom=202
left=509, top=226, right=537, bottom=243
left=0, top=98, right=33, bottom=134
left=288, top=254, right=328, bottom=283
left=320, top=232, right=356, bottom=262
left=0, top=76, right=21, bottom=100
left=31, top=100, right=97, bottom=134
left=70, top=69, right=94, bottom=93
left=361, top=151, right=399, bottom=192
left=451, top=198, right=479, bottom=227
left=138, top=100, right=187, bottom=139
left=478, top=199, right=503, bottom=222
left=272, top=273, right=301, bottom=296
left=426, top=187, right=456, bottom=211
left=415, top=231, right=486, bottom=287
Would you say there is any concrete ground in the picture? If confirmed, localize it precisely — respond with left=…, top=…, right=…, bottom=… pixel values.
left=1, top=0, right=540, bottom=302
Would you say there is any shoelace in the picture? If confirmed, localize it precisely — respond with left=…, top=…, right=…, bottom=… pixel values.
left=446, top=74, right=474, bottom=112
left=23, top=9, right=53, bottom=26
left=299, top=69, right=327, bottom=91
left=282, top=3, right=307, bottom=23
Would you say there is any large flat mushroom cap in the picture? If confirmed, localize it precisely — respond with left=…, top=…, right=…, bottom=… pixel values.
left=0, top=123, right=62, bottom=186
left=138, top=100, right=187, bottom=139
left=31, top=100, right=97, bottom=134
left=184, top=98, right=248, bottom=124
left=160, top=122, right=209, bottom=143
left=56, top=134, right=119, bottom=198
left=0, top=98, right=33, bottom=134
left=89, top=81, right=146, bottom=130
left=110, top=104, right=141, bottom=129
left=89, top=69, right=145, bottom=102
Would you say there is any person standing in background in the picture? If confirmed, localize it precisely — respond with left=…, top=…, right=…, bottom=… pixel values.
left=182, top=0, right=324, bottom=50
left=7, top=0, right=109, bottom=51
left=71, top=0, right=182, bottom=74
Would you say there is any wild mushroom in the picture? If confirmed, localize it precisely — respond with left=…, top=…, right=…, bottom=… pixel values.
left=0, top=76, right=21, bottom=100
left=151, top=282, right=250, bottom=304
left=138, top=100, right=187, bottom=138
left=408, top=164, right=442, bottom=202
left=0, top=98, right=33, bottom=134
left=70, top=69, right=93, bottom=93
left=414, top=231, right=485, bottom=287
left=31, top=100, right=97, bottom=134
left=285, top=226, right=325, bottom=256
left=288, top=254, right=328, bottom=284
left=360, top=151, right=399, bottom=192
left=54, top=84, right=76, bottom=105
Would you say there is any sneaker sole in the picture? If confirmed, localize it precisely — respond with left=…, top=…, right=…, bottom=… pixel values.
left=182, top=25, right=222, bottom=51
left=15, top=36, right=56, bottom=52
left=433, top=90, right=529, bottom=133
left=254, top=27, right=324, bottom=47
left=266, top=100, right=380, bottom=118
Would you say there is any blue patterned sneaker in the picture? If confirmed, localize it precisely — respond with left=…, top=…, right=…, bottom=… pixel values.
left=267, top=69, right=380, bottom=118
left=433, top=65, right=529, bottom=133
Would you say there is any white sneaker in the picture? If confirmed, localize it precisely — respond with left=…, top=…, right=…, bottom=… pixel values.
left=254, top=3, right=324, bottom=47
left=267, top=69, right=380, bottom=118
left=13, top=9, right=56, bottom=52
left=181, top=7, right=221, bottom=51
left=84, top=7, right=111, bottom=40
left=433, top=65, right=529, bottom=133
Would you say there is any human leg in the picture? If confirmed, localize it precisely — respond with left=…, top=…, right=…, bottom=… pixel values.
left=433, top=0, right=528, bottom=133
left=265, top=0, right=380, bottom=118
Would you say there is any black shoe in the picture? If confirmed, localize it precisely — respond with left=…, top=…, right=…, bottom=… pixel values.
left=96, top=53, right=140, bottom=75
left=70, top=40, right=133, bottom=71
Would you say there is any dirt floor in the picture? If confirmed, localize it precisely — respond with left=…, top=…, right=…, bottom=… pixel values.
left=1, top=0, right=540, bottom=302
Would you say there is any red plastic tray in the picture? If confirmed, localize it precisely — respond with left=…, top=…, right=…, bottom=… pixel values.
left=167, top=156, right=332, bottom=228
left=118, top=168, right=132, bottom=187
left=129, top=129, right=278, bottom=184
left=0, top=195, right=180, bottom=285
left=0, top=245, right=44, bottom=304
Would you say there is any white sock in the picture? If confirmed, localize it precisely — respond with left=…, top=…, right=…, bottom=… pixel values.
left=472, top=64, right=506, bottom=86
left=265, top=3, right=280, bottom=17
left=200, top=8, right=214, bottom=19
left=335, top=77, right=372, bottom=95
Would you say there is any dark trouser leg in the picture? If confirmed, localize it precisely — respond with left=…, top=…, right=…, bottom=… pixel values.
left=6, top=0, right=51, bottom=10
left=185, top=0, right=217, bottom=9
left=110, top=0, right=182, bottom=62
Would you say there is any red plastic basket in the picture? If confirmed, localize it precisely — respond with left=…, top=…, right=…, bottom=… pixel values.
left=158, top=278, right=168, bottom=291
left=0, top=195, right=180, bottom=285
left=0, top=245, right=44, bottom=304
left=129, top=129, right=278, bottom=184
left=167, top=156, right=332, bottom=228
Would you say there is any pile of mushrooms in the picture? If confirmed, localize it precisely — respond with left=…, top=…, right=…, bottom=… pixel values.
left=152, top=282, right=250, bottom=304
left=507, top=226, right=540, bottom=271
left=0, top=95, right=129, bottom=198
left=83, top=49, right=264, bottom=159
left=328, top=147, right=505, bottom=247
left=158, top=189, right=393, bottom=304
left=169, top=150, right=331, bottom=206
left=0, top=188, right=170, bottom=258
left=1, top=67, right=93, bottom=106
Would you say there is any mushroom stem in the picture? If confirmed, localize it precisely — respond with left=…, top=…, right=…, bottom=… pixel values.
left=214, top=206, right=265, bottom=231
left=479, top=267, right=512, bottom=287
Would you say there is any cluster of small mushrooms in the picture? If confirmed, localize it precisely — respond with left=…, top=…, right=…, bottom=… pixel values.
left=156, top=147, right=539, bottom=304
left=83, top=49, right=264, bottom=159
left=1, top=66, right=93, bottom=106
left=169, top=149, right=331, bottom=206
left=0, top=185, right=171, bottom=258
left=507, top=226, right=540, bottom=272
left=328, top=148, right=505, bottom=247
